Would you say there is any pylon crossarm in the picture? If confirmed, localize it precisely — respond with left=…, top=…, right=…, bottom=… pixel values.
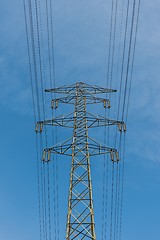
left=87, top=113, right=126, bottom=131
left=35, top=113, right=74, bottom=132
left=51, top=96, right=75, bottom=108
left=45, top=83, right=76, bottom=94
left=87, top=137, right=119, bottom=161
left=45, top=82, right=116, bottom=95
left=42, top=137, right=73, bottom=161
left=51, top=95, right=110, bottom=108
left=88, top=144, right=119, bottom=160
left=35, top=112, right=126, bottom=132
left=42, top=137, right=119, bottom=162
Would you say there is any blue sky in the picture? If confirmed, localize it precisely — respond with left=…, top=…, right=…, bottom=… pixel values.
left=0, top=0, right=160, bottom=240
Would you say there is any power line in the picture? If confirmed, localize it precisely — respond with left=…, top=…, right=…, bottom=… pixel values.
left=23, top=2, right=43, bottom=240
left=113, top=162, right=119, bottom=240
left=121, top=0, right=137, bottom=122
left=102, top=109, right=109, bottom=240
left=116, top=0, right=130, bottom=132
left=125, top=0, right=141, bottom=124
left=110, top=162, right=115, bottom=240
left=27, top=0, right=41, bottom=120
left=119, top=134, right=126, bottom=240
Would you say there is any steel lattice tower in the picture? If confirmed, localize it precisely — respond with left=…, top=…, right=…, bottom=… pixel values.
left=36, top=82, right=126, bottom=239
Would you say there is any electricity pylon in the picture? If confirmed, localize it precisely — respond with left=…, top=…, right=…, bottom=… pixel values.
left=36, top=82, right=126, bottom=239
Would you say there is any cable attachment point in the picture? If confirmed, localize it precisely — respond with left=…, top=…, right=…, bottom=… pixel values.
left=51, top=99, right=58, bottom=109
left=110, top=150, right=119, bottom=162
left=35, top=122, right=43, bottom=133
left=103, top=99, right=110, bottom=108
left=42, top=149, right=51, bottom=162
left=118, top=122, right=127, bottom=133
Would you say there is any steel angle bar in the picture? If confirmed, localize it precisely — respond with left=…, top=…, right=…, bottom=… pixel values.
left=71, top=192, right=90, bottom=210
left=70, top=211, right=92, bottom=234
left=69, top=224, right=91, bottom=240
left=71, top=188, right=90, bottom=202
left=74, top=209, right=91, bottom=225
left=72, top=173, right=90, bottom=189
left=73, top=158, right=89, bottom=172
left=73, top=188, right=90, bottom=202
left=69, top=213, right=94, bottom=239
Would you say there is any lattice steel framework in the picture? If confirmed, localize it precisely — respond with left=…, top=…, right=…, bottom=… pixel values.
left=36, top=82, right=126, bottom=239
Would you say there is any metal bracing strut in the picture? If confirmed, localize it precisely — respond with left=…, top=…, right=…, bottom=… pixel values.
left=36, top=82, right=126, bottom=239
